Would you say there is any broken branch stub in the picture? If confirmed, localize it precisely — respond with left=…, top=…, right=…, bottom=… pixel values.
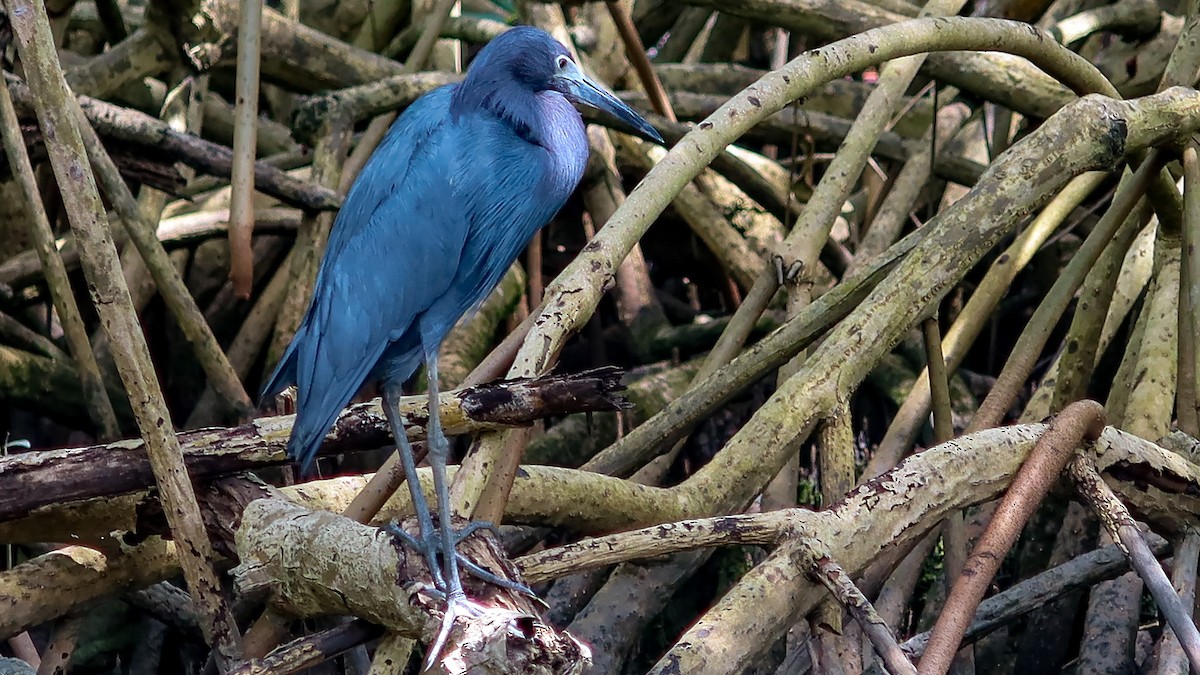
left=233, top=499, right=592, bottom=674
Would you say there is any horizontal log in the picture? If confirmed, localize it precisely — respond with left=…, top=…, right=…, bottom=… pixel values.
left=0, top=368, right=629, bottom=522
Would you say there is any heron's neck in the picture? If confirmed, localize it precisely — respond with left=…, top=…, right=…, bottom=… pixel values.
left=454, top=80, right=554, bottom=143
left=453, top=79, right=587, bottom=190
left=535, top=92, right=588, bottom=191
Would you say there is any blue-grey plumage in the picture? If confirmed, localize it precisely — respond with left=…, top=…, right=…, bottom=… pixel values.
left=261, top=26, right=661, bottom=475
left=260, top=27, right=661, bottom=661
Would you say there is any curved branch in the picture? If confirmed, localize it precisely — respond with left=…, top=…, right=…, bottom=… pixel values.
left=455, top=15, right=1120, bottom=518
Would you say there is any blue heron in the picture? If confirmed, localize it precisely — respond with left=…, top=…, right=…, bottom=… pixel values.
left=261, top=25, right=662, bottom=654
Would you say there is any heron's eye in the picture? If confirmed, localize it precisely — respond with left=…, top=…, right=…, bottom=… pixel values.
left=556, top=55, right=569, bottom=70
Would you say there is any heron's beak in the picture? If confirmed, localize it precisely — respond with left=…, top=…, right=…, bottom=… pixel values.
left=557, top=61, right=664, bottom=144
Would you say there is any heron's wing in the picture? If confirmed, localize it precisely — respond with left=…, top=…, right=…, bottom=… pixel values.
left=272, top=87, right=474, bottom=471
left=324, top=85, right=460, bottom=262
left=260, top=85, right=458, bottom=402
left=415, top=108, right=585, bottom=343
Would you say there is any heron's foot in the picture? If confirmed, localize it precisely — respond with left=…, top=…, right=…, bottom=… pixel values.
left=385, top=522, right=447, bottom=590
left=384, top=521, right=537, bottom=598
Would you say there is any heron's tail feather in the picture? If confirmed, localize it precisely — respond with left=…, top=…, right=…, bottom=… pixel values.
left=259, top=333, right=302, bottom=406
left=287, top=338, right=389, bottom=477
left=286, top=401, right=346, bottom=477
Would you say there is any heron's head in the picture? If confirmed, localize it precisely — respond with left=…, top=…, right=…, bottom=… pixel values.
left=467, top=26, right=663, bottom=143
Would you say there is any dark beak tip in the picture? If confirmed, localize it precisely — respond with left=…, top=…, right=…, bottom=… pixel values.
left=621, top=118, right=662, bottom=145
left=618, top=109, right=663, bottom=144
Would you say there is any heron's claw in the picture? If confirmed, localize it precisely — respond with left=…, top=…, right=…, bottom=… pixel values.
left=423, top=592, right=488, bottom=672
left=457, top=555, right=538, bottom=599
left=384, top=520, right=535, bottom=598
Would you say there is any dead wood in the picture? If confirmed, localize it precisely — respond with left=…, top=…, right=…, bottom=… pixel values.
left=233, top=498, right=592, bottom=675
left=0, top=368, right=627, bottom=522
left=5, top=1, right=1200, bottom=672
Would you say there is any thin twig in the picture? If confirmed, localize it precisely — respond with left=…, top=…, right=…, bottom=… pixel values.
left=1067, top=456, right=1200, bottom=673
left=526, top=232, right=544, bottom=309
left=801, top=547, right=917, bottom=675
left=923, top=317, right=954, bottom=447
left=922, top=313, right=969, bottom=667
left=1180, top=141, right=1200, bottom=434
left=228, top=0, right=265, bottom=299
left=919, top=401, right=1106, bottom=675
left=605, top=0, right=676, bottom=123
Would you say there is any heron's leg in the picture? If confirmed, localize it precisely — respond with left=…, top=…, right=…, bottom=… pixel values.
left=421, top=351, right=474, bottom=668
left=421, top=354, right=544, bottom=667
left=423, top=352, right=466, bottom=602
left=382, top=383, right=446, bottom=591
left=420, top=356, right=535, bottom=596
